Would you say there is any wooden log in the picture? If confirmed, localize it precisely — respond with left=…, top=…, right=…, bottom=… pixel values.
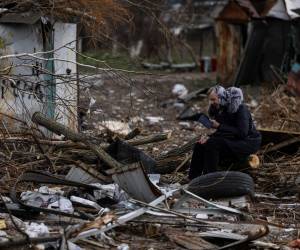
left=57, top=132, right=173, bottom=166
left=32, top=112, right=91, bottom=142
left=63, top=149, right=98, bottom=164
left=155, top=155, right=186, bottom=174
left=124, top=127, right=141, bottom=140
left=10, top=151, right=42, bottom=163
left=156, top=134, right=201, bottom=161
left=127, top=132, right=172, bottom=146
left=54, top=132, right=171, bottom=150
left=247, top=154, right=260, bottom=169
left=153, top=135, right=201, bottom=174
left=258, top=128, right=300, bottom=146
left=264, top=137, right=300, bottom=153
left=32, top=112, right=124, bottom=170
left=225, top=154, right=260, bottom=170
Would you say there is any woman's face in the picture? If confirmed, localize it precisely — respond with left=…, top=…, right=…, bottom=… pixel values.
left=209, top=91, right=220, bottom=108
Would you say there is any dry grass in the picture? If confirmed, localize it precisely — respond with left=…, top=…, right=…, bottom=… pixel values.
left=252, top=86, right=300, bottom=132
left=0, top=0, right=130, bottom=37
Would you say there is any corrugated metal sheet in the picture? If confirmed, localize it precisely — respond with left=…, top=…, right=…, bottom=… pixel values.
left=112, top=163, right=161, bottom=203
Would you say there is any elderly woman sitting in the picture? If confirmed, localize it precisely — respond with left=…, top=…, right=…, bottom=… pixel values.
left=188, top=85, right=261, bottom=180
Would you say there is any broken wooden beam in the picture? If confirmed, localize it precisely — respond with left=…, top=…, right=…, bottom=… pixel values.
left=32, top=112, right=124, bottom=170
left=127, top=132, right=171, bottom=146
left=264, top=137, right=300, bottom=153
left=154, top=135, right=201, bottom=173
left=124, top=127, right=141, bottom=140
left=247, top=154, right=260, bottom=169
left=156, top=134, right=202, bottom=161
left=55, top=132, right=171, bottom=150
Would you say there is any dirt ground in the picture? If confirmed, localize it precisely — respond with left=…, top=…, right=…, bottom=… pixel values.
left=79, top=72, right=215, bottom=157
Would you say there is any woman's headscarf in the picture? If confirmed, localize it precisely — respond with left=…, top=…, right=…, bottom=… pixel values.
left=212, top=85, right=244, bottom=113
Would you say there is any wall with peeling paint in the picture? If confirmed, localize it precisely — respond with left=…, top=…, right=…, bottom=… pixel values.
left=0, top=23, right=46, bottom=130
left=0, top=22, right=78, bottom=132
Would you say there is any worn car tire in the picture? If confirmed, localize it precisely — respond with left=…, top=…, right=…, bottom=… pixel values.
left=187, top=171, right=254, bottom=199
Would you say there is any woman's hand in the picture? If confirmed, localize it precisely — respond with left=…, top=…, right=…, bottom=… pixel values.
left=210, top=119, right=220, bottom=129
left=198, top=135, right=209, bottom=144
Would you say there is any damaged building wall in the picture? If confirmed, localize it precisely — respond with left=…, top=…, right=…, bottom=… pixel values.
left=0, top=21, right=78, bottom=132
left=0, top=23, right=46, bottom=129
left=53, top=23, right=78, bottom=132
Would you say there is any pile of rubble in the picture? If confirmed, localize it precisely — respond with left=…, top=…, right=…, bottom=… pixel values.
left=0, top=106, right=298, bottom=249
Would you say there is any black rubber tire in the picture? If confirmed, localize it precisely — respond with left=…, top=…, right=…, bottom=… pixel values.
left=187, top=171, right=254, bottom=199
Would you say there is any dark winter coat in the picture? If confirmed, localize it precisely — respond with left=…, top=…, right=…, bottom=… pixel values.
left=208, top=104, right=261, bottom=156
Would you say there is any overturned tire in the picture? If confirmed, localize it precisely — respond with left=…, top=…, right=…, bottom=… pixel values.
left=187, top=171, right=254, bottom=199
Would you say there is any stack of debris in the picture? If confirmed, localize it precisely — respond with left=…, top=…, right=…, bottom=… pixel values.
left=0, top=77, right=300, bottom=249
left=0, top=102, right=298, bottom=249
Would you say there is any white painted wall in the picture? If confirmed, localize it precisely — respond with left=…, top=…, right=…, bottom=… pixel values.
left=0, top=23, right=46, bottom=127
left=0, top=22, right=78, bottom=132
left=53, top=22, right=78, bottom=131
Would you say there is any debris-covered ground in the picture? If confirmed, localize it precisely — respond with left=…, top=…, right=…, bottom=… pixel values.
left=0, top=72, right=299, bottom=249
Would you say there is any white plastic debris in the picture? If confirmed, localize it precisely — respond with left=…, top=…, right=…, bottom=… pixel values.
left=25, top=222, right=49, bottom=238
left=21, top=191, right=57, bottom=208
left=21, top=189, right=73, bottom=213
left=70, top=196, right=103, bottom=211
left=94, top=79, right=103, bottom=87
left=152, top=147, right=159, bottom=152
left=92, top=183, right=115, bottom=199
left=130, top=116, right=144, bottom=123
left=179, top=122, right=190, bottom=128
left=48, top=197, right=74, bottom=214
left=92, top=183, right=129, bottom=202
left=146, top=116, right=164, bottom=124
left=0, top=230, right=8, bottom=242
left=249, top=99, right=258, bottom=108
left=196, top=213, right=209, bottom=219
left=136, top=98, right=144, bottom=103
left=117, top=243, right=130, bottom=250
left=148, top=174, right=161, bottom=185
left=67, top=241, right=83, bottom=250
left=130, top=40, right=143, bottom=58
left=173, top=102, right=185, bottom=108
left=89, top=96, right=96, bottom=108
left=38, top=186, right=64, bottom=195
left=86, top=95, right=96, bottom=115
left=172, top=84, right=188, bottom=98
left=96, top=120, right=131, bottom=135
left=171, top=26, right=184, bottom=36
